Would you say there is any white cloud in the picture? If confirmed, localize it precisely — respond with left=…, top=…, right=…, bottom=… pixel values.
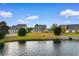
left=25, top=15, right=39, bottom=20
left=0, top=11, right=13, bottom=18
left=64, top=20, right=71, bottom=24
left=18, top=19, right=25, bottom=24
left=60, top=9, right=79, bottom=18
left=17, top=15, right=39, bottom=24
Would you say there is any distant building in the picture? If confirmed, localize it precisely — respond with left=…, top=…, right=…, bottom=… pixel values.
left=32, top=24, right=47, bottom=32
left=60, top=24, right=79, bottom=33
left=9, top=24, right=27, bottom=33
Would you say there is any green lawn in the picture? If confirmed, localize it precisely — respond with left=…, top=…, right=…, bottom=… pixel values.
left=1, top=32, right=79, bottom=43
left=0, top=32, right=56, bottom=43
left=63, top=33, right=79, bottom=36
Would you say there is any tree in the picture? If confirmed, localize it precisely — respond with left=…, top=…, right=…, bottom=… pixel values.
left=50, top=24, right=58, bottom=32
left=27, top=27, right=33, bottom=33
left=0, top=21, right=7, bottom=26
left=0, top=21, right=9, bottom=39
left=18, top=28, right=27, bottom=36
left=0, top=21, right=9, bottom=34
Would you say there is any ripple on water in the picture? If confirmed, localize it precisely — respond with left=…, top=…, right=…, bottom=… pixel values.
left=0, top=41, right=79, bottom=56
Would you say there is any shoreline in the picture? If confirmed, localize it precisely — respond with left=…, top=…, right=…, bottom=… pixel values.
left=0, top=36, right=79, bottom=44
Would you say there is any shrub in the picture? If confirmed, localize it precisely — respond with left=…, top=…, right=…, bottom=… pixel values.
left=53, top=39, right=61, bottom=43
left=53, top=26, right=62, bottom=36
left=0, top=32, right=5, bottom=39
left=18, top=28, right=27, bottom=36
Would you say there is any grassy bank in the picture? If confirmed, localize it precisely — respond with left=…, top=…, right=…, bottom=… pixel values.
left=0, top=32, right=55, bottom=43
left=1, top=32, right=79, bottom=43
left=63, top=33, right=79, bottom=36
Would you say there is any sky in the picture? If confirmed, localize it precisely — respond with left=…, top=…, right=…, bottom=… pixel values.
left=0, top=3, right=79, bottom=28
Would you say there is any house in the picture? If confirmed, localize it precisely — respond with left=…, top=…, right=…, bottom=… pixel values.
left=9, top=24, right=27, bottom=33
left=32, top=24, right=47, bottom=32
left=60, top=24, right=79, bottom=33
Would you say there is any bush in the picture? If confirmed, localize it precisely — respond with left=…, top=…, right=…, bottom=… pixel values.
left=53, top=27, right=62, bottom=36
left=0, top=32, right=5, bottom=39
left=53, top=39, right=61, bottom=43
left=18, top=28, right=27, bottom=36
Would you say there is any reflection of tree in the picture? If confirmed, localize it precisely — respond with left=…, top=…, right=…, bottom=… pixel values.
left=0, top=49, right=3, bottom=55
left=53, top=43, right=62, bottom=56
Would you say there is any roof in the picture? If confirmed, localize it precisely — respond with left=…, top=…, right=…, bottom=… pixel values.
left=35, top=24, right=46, bottom=27
left=60, top=24, right=79, bottom=30
left=17, top=24, right=27, bottom=26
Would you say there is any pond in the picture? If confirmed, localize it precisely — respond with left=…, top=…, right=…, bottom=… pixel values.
left=0, top=41, right=79, bottom=56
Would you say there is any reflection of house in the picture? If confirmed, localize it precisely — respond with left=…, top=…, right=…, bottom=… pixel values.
left=60, top=24, right=79, bottom=33
left=9, top=24, right=27, bottom=33
left=32, top=24, right=47, bottom=32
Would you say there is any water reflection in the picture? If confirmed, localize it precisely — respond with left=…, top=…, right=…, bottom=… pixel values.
left=0, top=41, right=79, bottom=56
left=53, top=43, right=62, bottom=56
left=18, top=42, right=26, bottom=56
left=2, top=42, right=19, bottom=56
left=0, top=48, right=4, bottom=56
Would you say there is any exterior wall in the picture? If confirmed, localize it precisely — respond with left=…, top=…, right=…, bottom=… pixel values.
left=60, top=25, right=67, bottom=33
left=33, top=24, right=47, bottom=32
left=60, top=24, right=79, bottom=33
left=9, top=24, right=27, bottom=33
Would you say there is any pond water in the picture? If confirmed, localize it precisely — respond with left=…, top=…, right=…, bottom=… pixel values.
left=0, top=41, right=79, bottom=56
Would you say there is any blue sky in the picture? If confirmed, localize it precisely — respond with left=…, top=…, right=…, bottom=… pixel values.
left=0, top=3, right=79, bottom=28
